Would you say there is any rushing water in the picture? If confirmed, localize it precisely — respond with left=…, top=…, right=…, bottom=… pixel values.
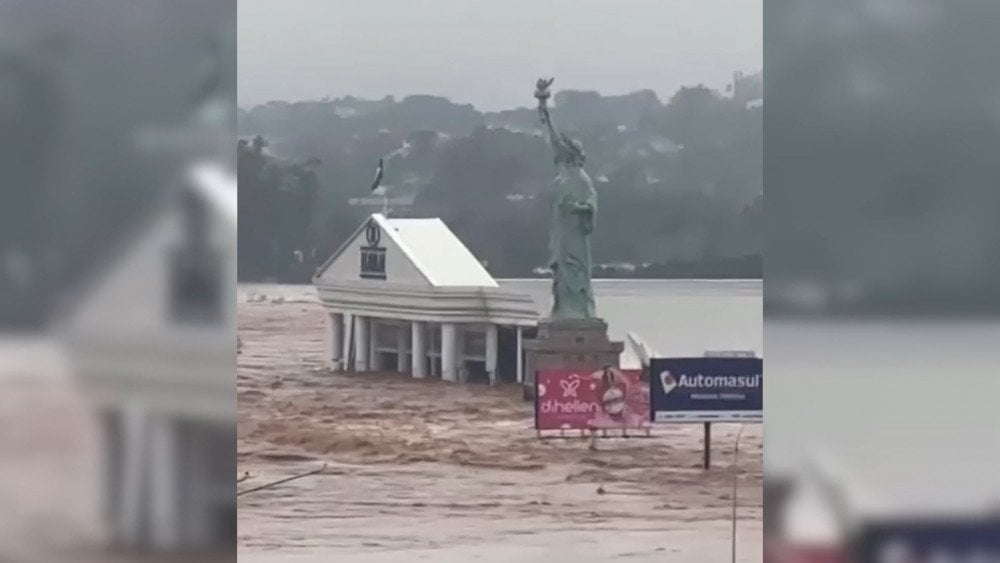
left=240, top=279, right=763, bottom=362
left=237, top=289, right=764, bottom=561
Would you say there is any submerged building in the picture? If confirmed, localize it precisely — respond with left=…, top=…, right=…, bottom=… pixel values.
left=313, top=213, right=539, bottom=384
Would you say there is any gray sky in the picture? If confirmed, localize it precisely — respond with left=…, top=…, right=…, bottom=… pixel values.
left=238, top=0, right=761, bottom=111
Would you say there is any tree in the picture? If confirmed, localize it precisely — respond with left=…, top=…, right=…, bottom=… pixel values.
left=237, top=136, right=322, bottom=282
left=237, top=80, right=764, bottom=280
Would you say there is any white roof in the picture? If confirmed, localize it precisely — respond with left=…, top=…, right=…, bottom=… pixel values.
left=314, top=214, right=498, bottom=288
left=379, top=215, right=498, bottom=287
left=187, top=161, right=236, bottom=227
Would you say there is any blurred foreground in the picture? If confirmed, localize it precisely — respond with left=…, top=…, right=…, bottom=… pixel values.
left=0, top=1, right=235, bottom=561
left=765, top=320, right=1000, bottom=562
left=765, top=0, right=1000, bottom=560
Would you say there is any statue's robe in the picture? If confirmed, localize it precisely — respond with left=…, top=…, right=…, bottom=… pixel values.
left=548, top=164, right=597, bottom=320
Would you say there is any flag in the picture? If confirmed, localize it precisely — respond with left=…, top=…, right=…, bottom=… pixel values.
left=370, top=158, right=384, bottom=193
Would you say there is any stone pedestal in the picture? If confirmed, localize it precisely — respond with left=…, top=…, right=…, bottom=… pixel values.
left=522, top=318, right=624, bottom=400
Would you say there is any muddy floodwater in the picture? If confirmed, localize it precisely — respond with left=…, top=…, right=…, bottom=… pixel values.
left=237, top=286, right=763, bottom=562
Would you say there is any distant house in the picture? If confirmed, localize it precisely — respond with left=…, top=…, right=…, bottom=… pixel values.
left=732, top=70, right=763, bottom=107
left=347, top=194, right=417, bottom=208
left=313, top=214, right=538, bottom=384
left=596, top=262, right=638, bottom=274
left=60, top=161, right=236, bottom=552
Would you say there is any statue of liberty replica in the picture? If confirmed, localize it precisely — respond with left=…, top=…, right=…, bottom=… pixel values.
left=534, top=77, right=597, bottom=320
left=523, top=78, right=623, bottom=400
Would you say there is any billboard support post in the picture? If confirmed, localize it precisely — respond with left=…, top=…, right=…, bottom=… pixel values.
left=703, top=422, right=712, bottom=469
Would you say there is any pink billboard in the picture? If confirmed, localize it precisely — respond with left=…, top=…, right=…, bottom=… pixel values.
left=535, top=368, right=651, bottom=431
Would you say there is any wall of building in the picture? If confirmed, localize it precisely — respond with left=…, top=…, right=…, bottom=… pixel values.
left=315, top=222, right=428, bottom=286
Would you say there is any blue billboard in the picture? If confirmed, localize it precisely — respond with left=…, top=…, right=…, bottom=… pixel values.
left=649, top=357, right=762, bottom=423
left=856, top=518, right=1000, bottom=563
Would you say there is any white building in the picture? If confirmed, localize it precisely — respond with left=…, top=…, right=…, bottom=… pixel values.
left=313, top=214, right=539, bottom=383
left=60, top=161, right=236, bottom=551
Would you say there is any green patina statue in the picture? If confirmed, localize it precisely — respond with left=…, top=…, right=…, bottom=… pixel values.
left=535, top=77, right=597, bottom=320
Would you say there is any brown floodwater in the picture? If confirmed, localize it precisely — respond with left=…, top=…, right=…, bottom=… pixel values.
left=237, top=297, right=763, bottom=562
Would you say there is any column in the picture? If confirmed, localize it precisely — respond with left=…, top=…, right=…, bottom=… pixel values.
left=185, top=424, right=210, bottom=547
left=485, top=324, right=499, bottom=385
left=149, top=416, right=180, bottom=550
left=456, top=325, right=467, bottom=383
left=411, top=321, right=426, bottom=378
left=369, top=320, right=382, bottom=372
left=429, top=323, right=440, bottom=378
left=516, top=326, right=524, bottom=384
left=326, top=312, right=343, bottom=370
left=396, top=324, right=408, bottom=373
left=98, top=411, right=122, bottom=542
left=441, top=322, right=458, bottom=382
left=342, top=314, right=353, bottom=370
left=354, top=315, right=369, bottom=372
left=118, top=403, right=147, bottom=547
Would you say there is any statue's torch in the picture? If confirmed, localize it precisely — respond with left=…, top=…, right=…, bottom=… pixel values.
left=535, top=77, right=553, bottom=104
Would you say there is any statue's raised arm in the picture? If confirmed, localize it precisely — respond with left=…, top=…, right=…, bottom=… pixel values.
left=534, top=77, right=564, bottom=155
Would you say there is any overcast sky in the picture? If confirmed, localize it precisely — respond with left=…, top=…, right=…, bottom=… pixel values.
left=239, top=0, right=761, bottom=111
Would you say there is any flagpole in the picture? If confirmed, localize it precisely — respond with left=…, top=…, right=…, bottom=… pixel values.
left=371, top=157, right=387, bottom=217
